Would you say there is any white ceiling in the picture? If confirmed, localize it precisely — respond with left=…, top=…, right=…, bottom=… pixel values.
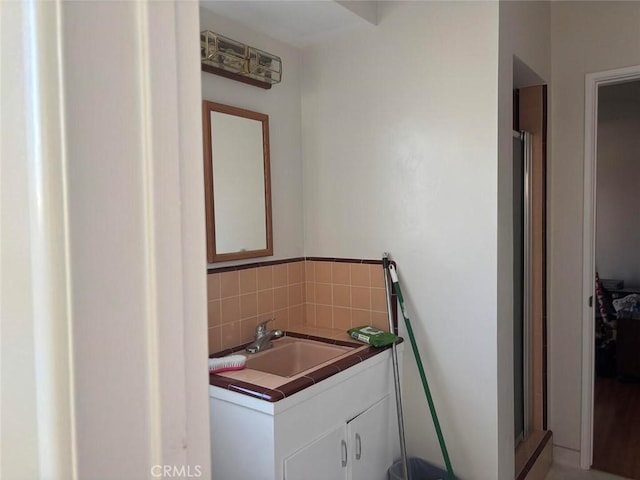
left=199, top=1, right=377, bottom=47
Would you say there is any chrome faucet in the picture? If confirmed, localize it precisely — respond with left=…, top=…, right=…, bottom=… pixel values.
left=246, top=319, right=283, bottom=354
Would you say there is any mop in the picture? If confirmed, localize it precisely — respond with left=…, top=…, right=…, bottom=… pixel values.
left=382, top=253, right=410, bottom=480
left=385, top=259, right=456, bottom=480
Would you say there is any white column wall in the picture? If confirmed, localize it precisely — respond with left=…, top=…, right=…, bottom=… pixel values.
left=61, top=2, right=210, bottom=478
left=302, top=2, right=500, bottom=478
left=498, top=2, right=550, bottom=477
left=549, top=0, right=640, bottom=456
left=1, top=1, right=211, bottom=479
left=2, top=1, right=86, bottom=477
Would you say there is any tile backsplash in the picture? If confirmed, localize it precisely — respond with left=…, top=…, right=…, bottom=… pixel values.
left=207, top=259, right=389, bottom=354
left=207, top=261, right=305, bottom=354
left=303, top=261, right=388, bottom=332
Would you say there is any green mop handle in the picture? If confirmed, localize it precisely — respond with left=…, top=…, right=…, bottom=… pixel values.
left=389, top=264, right=455, bottom=480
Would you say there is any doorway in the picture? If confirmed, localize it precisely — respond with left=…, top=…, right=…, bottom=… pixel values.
left=590, top=79, right=640, bottom=479
left=581, top=65, right=640, bottom=474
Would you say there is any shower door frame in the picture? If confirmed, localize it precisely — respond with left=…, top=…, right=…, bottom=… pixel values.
left=514, top=130, right=534, bottom=446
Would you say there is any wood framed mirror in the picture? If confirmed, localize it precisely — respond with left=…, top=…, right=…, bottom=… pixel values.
left=202, top=101, right=273, bottom=263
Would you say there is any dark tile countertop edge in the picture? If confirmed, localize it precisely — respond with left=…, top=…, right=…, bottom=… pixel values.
left=207, top=256, right=395, bottom=275
left=209, top=332, right=403, bottom=402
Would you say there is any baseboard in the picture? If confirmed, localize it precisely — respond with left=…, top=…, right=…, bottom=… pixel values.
left=525, top=437, right=553, bottom=480
left=516, top=430, right=553, bottom=480
left=553, top=445, right=581, bottom=468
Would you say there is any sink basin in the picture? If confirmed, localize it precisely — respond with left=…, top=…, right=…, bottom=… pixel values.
left=245, top=337, right=354, bottom=377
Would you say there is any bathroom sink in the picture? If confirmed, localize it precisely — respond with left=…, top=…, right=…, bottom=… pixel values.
left=245, top=336, right=354, bottom=377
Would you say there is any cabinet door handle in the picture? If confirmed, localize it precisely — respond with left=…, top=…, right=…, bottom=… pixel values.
left=341, top=439, right=347, bottom=467
left=355, top=433, right=362, bottom=460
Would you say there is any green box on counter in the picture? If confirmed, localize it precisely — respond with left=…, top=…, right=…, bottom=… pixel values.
left=347, top=325, right=398, bottom=347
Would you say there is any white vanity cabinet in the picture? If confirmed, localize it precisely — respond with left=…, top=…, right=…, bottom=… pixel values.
left=209, top=345, right=401, bottom=480
left=283, top=396, right=393, bottom=480
left=283, top=422, right=346, bottom=480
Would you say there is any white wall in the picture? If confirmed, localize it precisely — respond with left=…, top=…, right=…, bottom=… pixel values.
left=549, top=0, right=640, bottom=458
left=1, top=2, right=211, bottom=479
left=200, top=8, right=305, bottom=268
left=596, top=82, right=640, bottom=286
left=498, top=2, right=550, bottom=477
left=302, top=2, right=501, bottom=477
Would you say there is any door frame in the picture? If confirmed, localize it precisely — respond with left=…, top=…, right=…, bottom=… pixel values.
left=581, top=64, right=640, bottom=470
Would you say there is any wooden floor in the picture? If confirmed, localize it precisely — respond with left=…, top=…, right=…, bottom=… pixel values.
left=593, top=376, right=640, bottom=479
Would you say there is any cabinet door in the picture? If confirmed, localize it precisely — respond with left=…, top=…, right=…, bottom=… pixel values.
left=283, top=423, right=348, bottom=480
left=348, top=396, right=393, bottom=480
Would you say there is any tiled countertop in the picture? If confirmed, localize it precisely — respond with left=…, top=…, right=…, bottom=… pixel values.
left=209, top=326, right=400, bottom=402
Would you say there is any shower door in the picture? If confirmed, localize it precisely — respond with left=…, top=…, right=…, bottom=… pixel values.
left=513, top=131, right=533, bottom=445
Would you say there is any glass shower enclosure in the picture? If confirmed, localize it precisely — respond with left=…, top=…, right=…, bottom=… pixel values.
left=513, top=131, right=533, bottom=445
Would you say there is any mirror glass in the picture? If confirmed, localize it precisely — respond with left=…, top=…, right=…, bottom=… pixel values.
left=203, top=101, right=273, bottom=262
